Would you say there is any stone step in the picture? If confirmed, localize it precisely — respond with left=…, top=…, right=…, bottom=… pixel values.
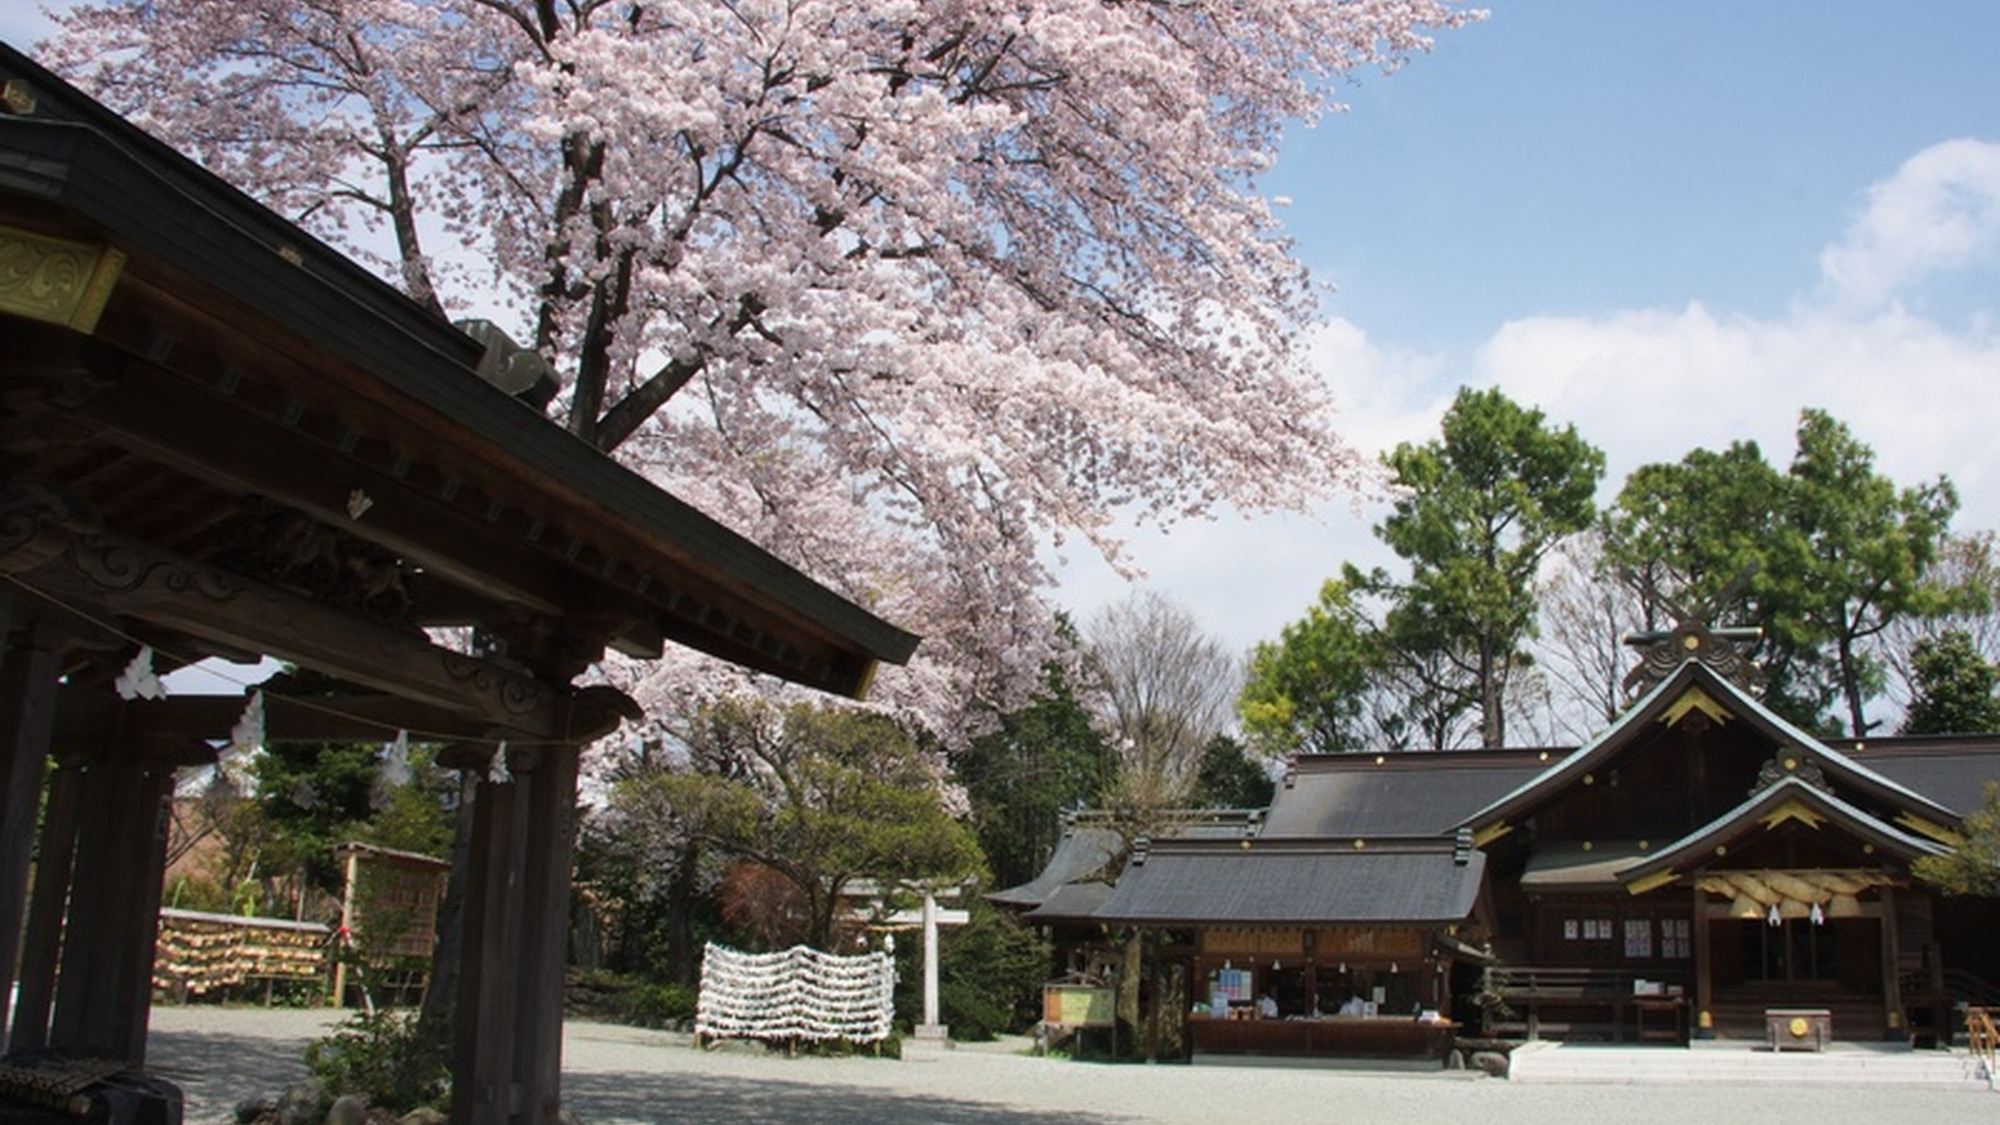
left=1508, top=1042, right=1993, bottom=1089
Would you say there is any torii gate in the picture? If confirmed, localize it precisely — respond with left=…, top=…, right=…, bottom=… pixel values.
left=856, top=881, right=970, bottom=1039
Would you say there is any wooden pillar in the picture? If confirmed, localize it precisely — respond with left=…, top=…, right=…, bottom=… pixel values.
left=0, top=617, right=56, bottom=1047
left=333, top=847, right=361, bottom=1006
left=512, top=745, right=579, bottom=1125
left=47, top=739, right=175, bottom=1065
left=109, top=756, right=174, bottom=1064
left=1693, top=884, right=1714, bottom=1039
left=1879, top=885, right=1904, bottom=1042
left=448, top=740, right=584, bottom=1125
left=10, top=750, right=84, bottom=1052
left=451, top=754, right=522, bottom=1125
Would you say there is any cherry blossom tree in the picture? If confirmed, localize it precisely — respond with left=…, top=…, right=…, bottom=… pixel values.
left=41, top=0, right=1472, bottom=733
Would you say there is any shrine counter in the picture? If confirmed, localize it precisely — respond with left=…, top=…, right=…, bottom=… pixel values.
left=1188, top=1015, right=1458, bottom=1060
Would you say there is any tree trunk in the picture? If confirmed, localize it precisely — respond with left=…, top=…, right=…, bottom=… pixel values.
left=668, top=839, right=701, bottom=986
left=1116, top=928, right=1142, bottom=1038
left=1480, top=637, right=1505, bottom=748
left=1838, top=631, right=1871, bottom=737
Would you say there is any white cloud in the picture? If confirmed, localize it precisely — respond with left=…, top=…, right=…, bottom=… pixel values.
left=1475, top=302, right=2000, bottom=531
left=1816, top=138, right=2000, bottom=312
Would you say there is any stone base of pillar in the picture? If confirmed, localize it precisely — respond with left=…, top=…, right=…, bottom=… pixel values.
left=911, top=1023, right=950, bottom=1042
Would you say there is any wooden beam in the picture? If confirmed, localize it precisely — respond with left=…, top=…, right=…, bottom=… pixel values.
left=58, top=685, right=534, bottom=750
left=18, top=523, right=564, bottom=734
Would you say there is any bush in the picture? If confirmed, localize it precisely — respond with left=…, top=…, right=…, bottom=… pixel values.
left=618, top=981, right=697, bottom=1029
left=303, top=1010, right=448, bottom=1114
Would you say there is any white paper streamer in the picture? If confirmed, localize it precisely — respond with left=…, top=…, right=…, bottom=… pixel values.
left=695, top=942, right=895, bottom=1044
left=114, top=645, right=165, bottom=701
left=229, top=691, right=265, bottom=755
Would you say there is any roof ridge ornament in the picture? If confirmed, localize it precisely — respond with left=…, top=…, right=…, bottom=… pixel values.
left=1751, top=751, right=1832, bottom=797
left=1620, top=564, right=1764, bottom=697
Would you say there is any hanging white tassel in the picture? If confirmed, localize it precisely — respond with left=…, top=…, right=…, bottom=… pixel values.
left=217, top=690, right=266, bottom=792
left=230, top=690, right=266, bottom=755
left=488, top=742, right=512, bottom=784
left=381, top=729, right=412, bottom=787
left=114, top=645, right=165, bottom=701
left=371, top=729, right=413, bottom=811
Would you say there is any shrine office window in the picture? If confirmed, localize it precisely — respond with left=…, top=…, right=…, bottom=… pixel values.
left=1659, top=918, right=1693, bottom=960
left=1623, top=918, right=1652, bottom=959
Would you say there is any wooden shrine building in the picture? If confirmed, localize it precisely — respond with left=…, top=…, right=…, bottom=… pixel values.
left=0, top=43, right=916, bottom=1125
left=1000, top=620, right=2000, bottom=1059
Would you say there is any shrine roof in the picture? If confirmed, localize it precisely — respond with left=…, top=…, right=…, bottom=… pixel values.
left=1263, top=748, right=1562, bottom=839
left=987, top=808, right=1263, bottom=909
left=1021, top=881, right=1116, bottom=926
left=1617, top=775, right=1950, bottom=890
left=1459, top=660, right=1957, bottom=836
left=1823, top=735, right=2000, bottom=820
left=1092, top=837, right=1484, bottom=927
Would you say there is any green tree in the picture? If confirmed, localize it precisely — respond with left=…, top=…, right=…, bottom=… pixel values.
left=636, top=699, right=984, bottom=950
left=1602, top=439, right=1785, bottom=633
left=954, top=651, right=1113, bottom=891
left=1604, top=411, right=1965, bottom=735
left=1238, top=575, right=1379, bottom=756
left=1779, top=410, right=1962, bottom=736
left=248, top=740, right=454, bottom=910
left=1901, top=630, right=2000, bottom=735
left=1913, top=783, right=2000, bottom=897
left=1375, top=387, right=1604, bottom=747
left=1187, top=735, right=1277, bottom=809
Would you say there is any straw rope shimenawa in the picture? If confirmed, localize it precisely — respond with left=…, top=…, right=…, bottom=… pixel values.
left=1695, top=868, right=1894, bottom=920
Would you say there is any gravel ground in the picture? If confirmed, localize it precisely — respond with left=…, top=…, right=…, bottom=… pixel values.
left=144, top=1007, right=1993, bottom=1125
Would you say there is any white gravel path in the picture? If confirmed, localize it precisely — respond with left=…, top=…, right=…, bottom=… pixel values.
left=143, top=1007, right=1993, bottom=1125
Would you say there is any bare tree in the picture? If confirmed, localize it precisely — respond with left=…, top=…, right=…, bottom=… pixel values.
left=1083, top=589, right=1240, bottom=1037
left=1533, top=531, right=1649, bottom=741
left=1881, top=530, right=2000, bottom=711
left=1086, top=591, right=1241, bottom=822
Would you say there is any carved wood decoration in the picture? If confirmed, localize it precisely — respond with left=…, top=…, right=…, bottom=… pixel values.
left=1622, top=565, right=1765, bottom=697
left=0, top=226, right=125, bottom=332
left=37, top=523, right=557, bottom=732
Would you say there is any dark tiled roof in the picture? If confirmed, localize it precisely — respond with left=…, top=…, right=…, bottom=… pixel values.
left=1827, top=737, right=2000, bottom=819
left=1261, top=750, right=1559, bottom=838
left=1093, top=839, right=1484, bottom=926
left=987, top=826, right=1122, bottom=907
left=987, top=808, right=1264, bottom=908
left=1519, top=841, right=1648, bottom=890
left=1023, top=881, right=1115, bottom=924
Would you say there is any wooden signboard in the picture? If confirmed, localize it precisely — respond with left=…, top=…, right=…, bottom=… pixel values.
left=1042, top=984, right=1115, bottom=1028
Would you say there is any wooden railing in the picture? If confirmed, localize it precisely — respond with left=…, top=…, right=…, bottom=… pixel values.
left=1483, top=966, right=1691, bottom=1042
left=1967, top=1006, right=1998, bottom=1077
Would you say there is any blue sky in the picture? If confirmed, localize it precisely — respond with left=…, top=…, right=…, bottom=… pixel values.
left=8, top=2, right=2000, bottom=667
left=1283, top=2, right=2000, bottom=348
left=1065, top=1, right=2000, bottom=660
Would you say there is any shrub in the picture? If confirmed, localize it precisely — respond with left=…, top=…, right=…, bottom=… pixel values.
left=303, top=1011, right=448, bottom=1114
left=618, top=981, right=697, bottom=1029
